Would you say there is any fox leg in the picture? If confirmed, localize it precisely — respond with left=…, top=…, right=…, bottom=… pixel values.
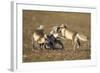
left=72, top=38, right=77, bottom=51
left=73, top=42, right=76, bottom=51
left=75, top=37, right=80, bottom=49
left=77, top=38, right=80, bottom=48
left=72, top=33, right=77, bottom=50
left=72, top=34, right=80, bottom=50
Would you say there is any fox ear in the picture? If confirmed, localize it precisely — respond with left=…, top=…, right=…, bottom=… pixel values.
left=60, top=24, right=64, bottom=28
left=61, top=24, right=64, bottom=26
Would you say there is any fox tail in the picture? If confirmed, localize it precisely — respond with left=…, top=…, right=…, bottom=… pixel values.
left=77, top=33, right=88, bottom=41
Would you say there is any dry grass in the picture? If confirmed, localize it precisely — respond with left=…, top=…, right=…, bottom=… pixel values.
left=23, top=10, right=91, bottom=62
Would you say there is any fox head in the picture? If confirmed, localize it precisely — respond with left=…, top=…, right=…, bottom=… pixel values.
left=57, top=24, right=68, bottom=33
left=59, top=24, right=68, bottom=28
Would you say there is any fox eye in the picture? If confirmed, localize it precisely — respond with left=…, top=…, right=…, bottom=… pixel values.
left=57, top=27, right=60, bottom=31
left=57, top=28, right=61, bottom=33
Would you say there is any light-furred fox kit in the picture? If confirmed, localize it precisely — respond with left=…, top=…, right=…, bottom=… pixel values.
left=57, top=24, right=88, bottom=50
